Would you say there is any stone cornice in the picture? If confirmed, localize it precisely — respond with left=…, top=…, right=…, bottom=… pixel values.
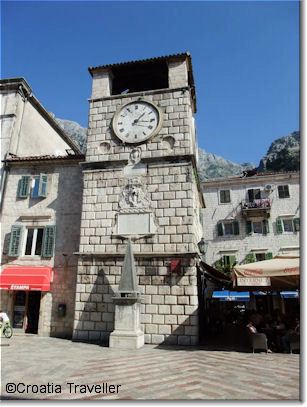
left=74, top=251, right=199, bottom=259
left=88, top=86, right=190, bottom=103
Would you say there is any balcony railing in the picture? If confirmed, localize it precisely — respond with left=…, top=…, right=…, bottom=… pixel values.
left=241, top=199, right=271, bottom=210
left=241, top=199, right=271, bottom=218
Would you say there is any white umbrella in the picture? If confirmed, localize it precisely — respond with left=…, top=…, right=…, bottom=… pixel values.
left=233, top=255, right=299, bottom=288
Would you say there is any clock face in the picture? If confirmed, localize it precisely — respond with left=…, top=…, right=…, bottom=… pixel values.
left=112, top=100, right=162, bottom=144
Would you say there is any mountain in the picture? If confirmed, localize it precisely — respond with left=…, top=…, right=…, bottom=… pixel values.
left=53, top=115, right=299, bottom=179
left=258, top=131, right=300, bottom=172
left=54, top=116, right=87, bottom=153
left=197, top=149, right=254, bottom=180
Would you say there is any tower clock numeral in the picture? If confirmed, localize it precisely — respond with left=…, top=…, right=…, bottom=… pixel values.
left=148, top=126, right=153, bottom=129
left=119, top=129, right=124, bottom=133
left=135, top=105, right=138, bottom=110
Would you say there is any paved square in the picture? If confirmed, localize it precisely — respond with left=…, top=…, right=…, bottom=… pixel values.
left=0, top=335, right=300, bottom=400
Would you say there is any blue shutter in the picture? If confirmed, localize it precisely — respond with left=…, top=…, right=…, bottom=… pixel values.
left=17, top=176, right=30, bottom=198
left=8, top=225, right=23, bottom=257
left=38, top=174, right=48, bottom=197
left=42, top=226, right=56, bottom=258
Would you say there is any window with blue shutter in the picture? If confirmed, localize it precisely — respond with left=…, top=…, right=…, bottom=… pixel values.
left=38, top=174, right=48, bottom=197
left=32, top=174, right=48, bottom=198
left=17, top=176, right=30, bottom=198
left=41, top=226, right=56, bottom=258
left=8, top=225, right=23, bottom=257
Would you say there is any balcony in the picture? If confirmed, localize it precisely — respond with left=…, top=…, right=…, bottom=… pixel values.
left=241, top=199, right=271, bottom=218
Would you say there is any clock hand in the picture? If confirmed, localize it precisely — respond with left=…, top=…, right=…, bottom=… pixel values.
left=132, top=112, right=146, bottom=125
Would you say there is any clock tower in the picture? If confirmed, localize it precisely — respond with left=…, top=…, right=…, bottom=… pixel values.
left=73, top=53, right=204, bottom=346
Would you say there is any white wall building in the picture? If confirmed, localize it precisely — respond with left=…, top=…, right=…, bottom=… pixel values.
left=201, top=171, right=300, bottom=271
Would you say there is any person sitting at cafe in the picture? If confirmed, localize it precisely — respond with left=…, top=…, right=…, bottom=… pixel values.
left=247, top=320, right=273, bottom=353
left=281, top=318, right=300, bottom=353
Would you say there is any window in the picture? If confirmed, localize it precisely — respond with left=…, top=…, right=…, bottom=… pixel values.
left=217, top=220, right=240, bottom=236
left=244, top=251, right=273, bottom=263
left=278, top=185, right=290, bottom=199
left=276, top=218, right=300, bottom=234
left=17, top=174, right=48, bottom=199
left=246, top=220, right=269, bottom=235
left=215, top=255, right=237, bottom=272
left=219, top=190, right=231, bottom=204
left=24, top=228, right=44, bottom=256
left=247, top=189, right=261, bottom=202
left=8, top=224, right=56, bottom=258
left=255, top=253, right=266, bottom=261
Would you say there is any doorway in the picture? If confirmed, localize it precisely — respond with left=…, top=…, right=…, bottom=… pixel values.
left=12, top=291, right=41, bottom=333
left=26, top=291, right=41, bottom=333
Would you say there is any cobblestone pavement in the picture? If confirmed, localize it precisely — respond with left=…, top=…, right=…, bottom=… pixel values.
left=0, top=335, right=300, bottom=400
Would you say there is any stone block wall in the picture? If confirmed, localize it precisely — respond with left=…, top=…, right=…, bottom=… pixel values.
left=86, top=88, right=194, bottom=162
left=73, top=256, right=199, bottom=345
left=79, top=161, right=200, bottom=255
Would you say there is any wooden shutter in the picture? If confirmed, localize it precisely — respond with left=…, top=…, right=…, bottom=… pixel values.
left=262, top=219, right=269, bottom=235
left=276, top=219, right=283, bottom=234
left=233, top=220, right=240, bottom=235
left=38, top=174, right=48, bottom=197
left=214, top=258, right=223, bottom=272
left=217, top=223, right=224, bottom=236
left=229, top=255, right=237, bottom=268
left=265, top=252, right=273, bottom=260
left=246, top=220, right=252, bottom=235
left=247, top=189, right=254, bottom=202
left=293, top=218, right=300, bottom=232
left=17, top=176, right=30, bottom=198
left=42, top=226, right=56, bottom=258
left=244, top=252, right=256, bottom=264
left=8, top=225, right=23, bottom=257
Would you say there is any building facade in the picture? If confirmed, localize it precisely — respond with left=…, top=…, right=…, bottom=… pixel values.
left=201, top=171, right=300, bottom=270
left=0, top=78, right=84, bottom=337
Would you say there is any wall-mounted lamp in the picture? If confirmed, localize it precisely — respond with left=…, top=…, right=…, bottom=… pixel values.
left=197, top=238, right=208, bottom=255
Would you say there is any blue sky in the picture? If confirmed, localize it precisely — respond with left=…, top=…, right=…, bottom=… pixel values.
left=1, top=1, right=299, bottom=165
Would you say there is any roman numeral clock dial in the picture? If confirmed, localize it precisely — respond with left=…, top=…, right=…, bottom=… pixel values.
left=112, top=100, right=163, bottom=144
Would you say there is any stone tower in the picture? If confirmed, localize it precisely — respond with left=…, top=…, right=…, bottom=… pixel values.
left=73, top=53, right=204, bottom=345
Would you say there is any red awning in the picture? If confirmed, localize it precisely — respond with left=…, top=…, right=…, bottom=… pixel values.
left=0, top=266, right=53, bottom=291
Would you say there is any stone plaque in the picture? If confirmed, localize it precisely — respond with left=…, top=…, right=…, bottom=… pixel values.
left=116, top=212, right=155, bottom=236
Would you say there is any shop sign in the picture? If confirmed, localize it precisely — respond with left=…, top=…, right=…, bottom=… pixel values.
left=10, top=284, right=30, bottom=290
left=237, top=277, right=271, bottom=286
